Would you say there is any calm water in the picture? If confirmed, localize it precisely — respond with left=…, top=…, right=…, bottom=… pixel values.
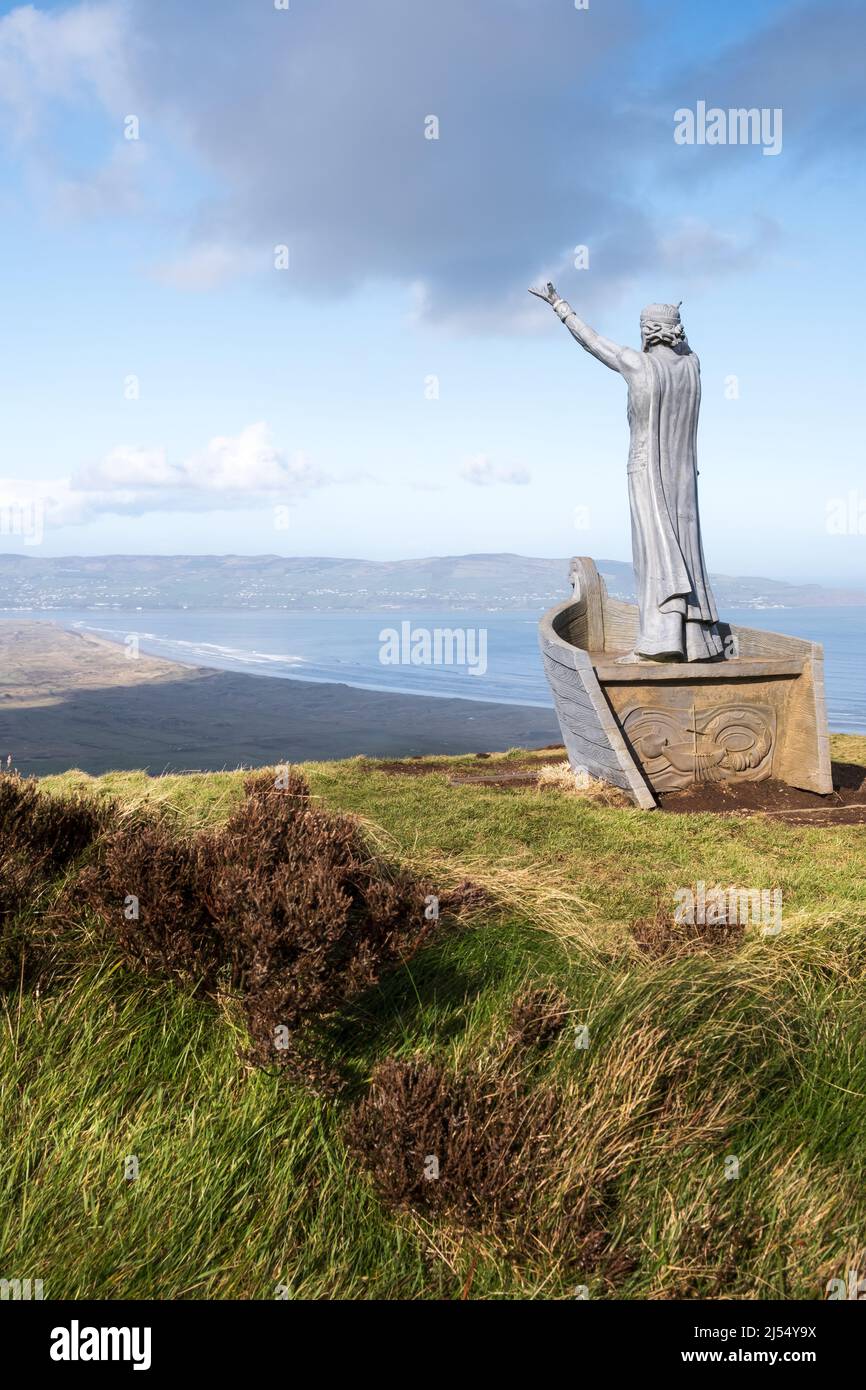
left=11, top=605, right=866, bottom=732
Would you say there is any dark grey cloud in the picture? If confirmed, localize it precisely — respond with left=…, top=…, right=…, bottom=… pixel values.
left=663, top=0, right=866, bottom=177
left=125, top=0, right=656, bottom=325
left=8, top=0, right=864, bottom=327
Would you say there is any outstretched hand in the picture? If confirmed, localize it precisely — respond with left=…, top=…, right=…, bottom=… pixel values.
left=528, top=281, right=559, bottom=305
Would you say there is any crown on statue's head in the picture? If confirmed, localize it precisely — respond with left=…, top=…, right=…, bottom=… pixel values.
left=640, top=302, right=682, bottom=324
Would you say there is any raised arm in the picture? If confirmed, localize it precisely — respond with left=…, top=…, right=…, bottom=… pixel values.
left=529, top=282, right=641, bottom=376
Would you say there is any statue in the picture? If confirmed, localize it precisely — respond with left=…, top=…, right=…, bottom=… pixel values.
left=533, top=287, right=833, bottom=807
left=530, top=283, right=723, bottom=664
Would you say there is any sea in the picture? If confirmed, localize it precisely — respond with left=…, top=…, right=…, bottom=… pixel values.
left=11, top=605, right=866, bottom=734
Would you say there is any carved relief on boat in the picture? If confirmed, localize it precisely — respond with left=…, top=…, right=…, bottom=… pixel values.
left=620, top=703, right=775, bottom=793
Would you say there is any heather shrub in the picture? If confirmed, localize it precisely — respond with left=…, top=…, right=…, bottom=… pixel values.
left=345, top=1055, right=561, bottom=1232
left=0, top=849, right=35, bottom=988
left=0, top=773, right=109, bottom=991
left=201, top=772, right=441, bottom=1078
left=0, top=772, right=106, bottom=869
left=77, top=769, right=454, bottom=1082
left=77, top=820, right=221, bottom=990
left=504, top=983, right=571, bottom=1054
left=630, top=900, right=745, bottom=958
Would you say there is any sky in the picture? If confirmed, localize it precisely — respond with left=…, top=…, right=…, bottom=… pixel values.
left=0, top=0, right=863, bottom=585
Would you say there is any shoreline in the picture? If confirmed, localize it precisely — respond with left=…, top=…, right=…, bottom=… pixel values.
left=7, top=608, right=556, bottom=710
left=5, top=606, right=865, bottom=733
left=0, top=621, right=562, bottom=777
left=1, top=620, right=860, bottom=778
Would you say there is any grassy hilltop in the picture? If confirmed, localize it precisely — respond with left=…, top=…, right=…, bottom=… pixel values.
left=2, top=735, right=866, bottom=1300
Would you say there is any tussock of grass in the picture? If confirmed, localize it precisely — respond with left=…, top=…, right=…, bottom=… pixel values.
left=356, top=822, right=610, bottom=959
left=536, top=759, right=630, bottom=806
left=831, top=731, right=866, bottom=765
left=2, top=738, right=865, bottom=1299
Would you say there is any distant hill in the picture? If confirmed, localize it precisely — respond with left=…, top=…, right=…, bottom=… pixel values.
left=0, top=553, right=863, bottom=611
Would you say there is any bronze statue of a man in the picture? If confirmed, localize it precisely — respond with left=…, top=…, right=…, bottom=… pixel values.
left=531, top=283, right=723, bottom=664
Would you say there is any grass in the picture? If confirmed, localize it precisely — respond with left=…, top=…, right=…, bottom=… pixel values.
left=2, top=737, right=866, bottom=1300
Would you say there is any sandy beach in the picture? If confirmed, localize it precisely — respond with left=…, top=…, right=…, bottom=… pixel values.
left=0, top=621, right=561, bottom=776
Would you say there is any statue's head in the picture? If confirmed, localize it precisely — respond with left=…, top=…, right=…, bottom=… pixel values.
left=640, top=302, right=686, bottom=350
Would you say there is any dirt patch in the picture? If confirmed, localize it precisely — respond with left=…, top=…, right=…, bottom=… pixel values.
left=658, top=763, right=866, bottom=826
left=371, top=752, right=866, bottom=820
left=370, top=747, right=569, bottom=790
left=448, top=768, right=548, bottom=788
left=371, top=747, right=566, bottom=783
left=372, top=758, right=467, bottom=778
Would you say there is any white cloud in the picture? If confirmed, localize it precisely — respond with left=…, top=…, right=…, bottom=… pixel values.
left=460, top=454, right=531, bottom=488
left=0, top=2, right=149, bottom=225
left=0, top=477, right=95, bottom=528
left=1, top=1, right=862, bottom=325
left=72, top=423, right=325, bottom=499
left=151, top=242, right=259, bottom=292
left=74, top=444, right=176, bottom=491
left=183, top=423, right=321, bottom=493
left=0, top=424, right=331, bottom=528
left=0, top=2, right=128, bottom=141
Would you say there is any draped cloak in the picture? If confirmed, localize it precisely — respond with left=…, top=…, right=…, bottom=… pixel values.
left=626, top=347, right=723, bottom=661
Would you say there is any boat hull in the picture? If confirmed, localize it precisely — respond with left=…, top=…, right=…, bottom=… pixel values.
left=539, top=558, right=833, bottom=808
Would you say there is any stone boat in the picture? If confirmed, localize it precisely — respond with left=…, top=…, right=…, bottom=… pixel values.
left=539, top=557, right=833, bottom=809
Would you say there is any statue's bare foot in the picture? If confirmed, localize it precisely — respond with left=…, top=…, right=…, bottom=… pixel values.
left=615, top=649, right=684, bottom=665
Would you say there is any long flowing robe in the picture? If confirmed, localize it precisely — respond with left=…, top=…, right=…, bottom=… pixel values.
left=626, top=347, right=722, bottom=660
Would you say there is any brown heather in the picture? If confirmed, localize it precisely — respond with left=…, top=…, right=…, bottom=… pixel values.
left=629, top=893, right=745, bottom=959
left=345, top=1055, right=563, bottom=1236
left=0, top=772, right=108, bottom=987
left=75, top=769, right=461, bottom=1082
left=504, top=983, right=571, bottom=1053
left=0, top=771, right=106, bottom=870
left=345, top=987, right=584, bottom=1251
left=4, top=741, right=866, bottom=1298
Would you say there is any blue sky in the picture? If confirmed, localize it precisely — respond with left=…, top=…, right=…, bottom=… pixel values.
left=0, top=0, right=863, bottom=585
